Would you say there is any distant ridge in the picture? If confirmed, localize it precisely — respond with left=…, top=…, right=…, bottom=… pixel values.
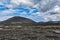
left=0, top=16, right=37, bottom=26
left=38, top=21, right=60, bottom=25
left=0, top=16, right=60, bottom=26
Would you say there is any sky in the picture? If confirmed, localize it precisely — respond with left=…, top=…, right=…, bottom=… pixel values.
left=0, top=0, right=60, bottom=22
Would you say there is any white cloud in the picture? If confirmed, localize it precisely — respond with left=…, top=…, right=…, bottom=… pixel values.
left=1, top=0, right=34, bottom=9
left=21, top=12, right=27, bottom=14
left=0, top=9, right=16, bottom=15
left=53, top=5, right=60, bottom=13
left=35, top=5, right=60, bottom=21
left=0, top=16, right=13, bottom=21
left=10, top=0, right=33, bottom=5
left=35, top=12, right=44, bottom=16
left=5, top=4, right=15, bottom=8
left=0, top=2, right=4, bottom=5
left=0, top=0, right=60, bottom=22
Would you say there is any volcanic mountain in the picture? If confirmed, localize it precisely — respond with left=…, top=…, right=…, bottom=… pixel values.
left=0, top=16, right=37, bottom=26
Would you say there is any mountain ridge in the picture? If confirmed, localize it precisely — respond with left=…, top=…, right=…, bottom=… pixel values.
left=38, top=21, right=60, bottom=25
left=0, top=16, right=60, bottom=26
left=0, top=16, right=38, bottom=26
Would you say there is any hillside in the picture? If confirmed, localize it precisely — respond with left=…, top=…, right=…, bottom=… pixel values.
left=0, top=16, right=37, bottom=26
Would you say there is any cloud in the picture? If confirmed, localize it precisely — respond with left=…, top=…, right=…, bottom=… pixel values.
left=10, top=0, right=33, bottom=6
left=0, top=16, right=13, bottom=21
left=0, top=0, right=60, bottom=22
left=31, top=0, right=60, bottom=22
left=35, top=5, right=60, bottom=22
left=53, top=5, right=60, bottom=13
left=0, top=9, right=16, bottom=16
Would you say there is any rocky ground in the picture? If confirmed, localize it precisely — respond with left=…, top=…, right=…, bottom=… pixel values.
left=0, top=28, right=60, bottom=40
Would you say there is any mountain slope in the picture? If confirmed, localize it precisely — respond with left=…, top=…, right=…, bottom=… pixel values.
left=0, top=16, right=37, bottom=26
